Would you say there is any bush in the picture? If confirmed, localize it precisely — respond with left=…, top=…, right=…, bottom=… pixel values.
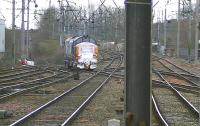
left=32, top=39, right=64, bottom=65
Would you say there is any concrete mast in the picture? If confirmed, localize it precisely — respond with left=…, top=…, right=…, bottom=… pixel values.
left=195, top=0, right=199, bottom=62
left=126, top=0, right=151, bottom=125
left=177, top=0, right=180, bottom=57
left=12, top=0, right=16, bottom=65
left=21, top=0, right=25, bottom=58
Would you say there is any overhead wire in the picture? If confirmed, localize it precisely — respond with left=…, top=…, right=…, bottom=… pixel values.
left=54, top=0, right=124, bottom=36
left=112, top=0, right=121, bottom=13
left=0, top=9, right=6, bottom=20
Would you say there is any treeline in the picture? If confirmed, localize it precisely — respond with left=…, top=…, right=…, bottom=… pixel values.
left=38, top=6, right=125, bottom=43
left=3, top=6, right=125, bottom=65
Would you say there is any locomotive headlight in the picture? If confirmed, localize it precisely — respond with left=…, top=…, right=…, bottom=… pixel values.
left=95, top=47, right=99, bottom=57
left=75, top=46, right=81, bottom=57
left=75, top=46, right=81, bottom=60
left=91, top=59, right=97, bottom=63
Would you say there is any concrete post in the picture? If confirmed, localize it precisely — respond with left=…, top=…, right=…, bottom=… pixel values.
left=126, top=0, right=151, bottom=125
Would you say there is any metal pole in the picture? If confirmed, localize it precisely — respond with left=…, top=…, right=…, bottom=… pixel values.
left=92, top=12, right=95, bottom=36
left=21, top=0, right=25, bottom=59
left=126, top=0, right=151, bottom=125
left=26, top=0, right=30, bottom=58
left=188, top=0, right=192, bottom=62
left=52, top=9, right=55, bottom=38
left=61, top=4, right=64, bottom=47
left=104, top=15, right=106, bottom=41
left=164, top=3, right=167, bottom=52
left=83, top=9, right=86, bottom=35
left=157, top=13, right=160, bottom=48
left=88, top=0, right=90, bottom=35
left=59, top=0, right=64, bottom=47
left=12, top=0, right=16, bottom=66
left=66, top=7, right=69, bottom=35
left=49, top=0, right=51, bottom=8
left=177, top=0, right=180, bottom=57
left=195, top=0, right=199, bottom=62
left=115, top=12, right=118, bottom=43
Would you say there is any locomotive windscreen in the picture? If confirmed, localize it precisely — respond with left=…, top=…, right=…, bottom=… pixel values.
left=71, top=35, right=96, bottom=46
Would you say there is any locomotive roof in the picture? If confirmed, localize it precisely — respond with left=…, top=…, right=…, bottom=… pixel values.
left=68, top=35, right=96, bottom=45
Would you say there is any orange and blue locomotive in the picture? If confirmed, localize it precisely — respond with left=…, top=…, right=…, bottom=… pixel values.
left=65, top=35, right=99, bottom=70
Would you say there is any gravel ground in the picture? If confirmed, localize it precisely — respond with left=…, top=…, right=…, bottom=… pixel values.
left=21, top=75, right=108, bottom=126
left=178, top=91, right=199, bottom=109
left=163, top=75, right=190, bottom=86
left=152, top=111, right=161, bottom=126
left=0, top=72, right=92, bottom=125
left=71, top=77, right=125, bottom=126
left=152, top=61, right=169, bottom=72
left=152, top=73, right=162, bottom=81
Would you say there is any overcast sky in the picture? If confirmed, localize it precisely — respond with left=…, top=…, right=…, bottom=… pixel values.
left=0, top=0, right=124, bottom=29
left=153, top=0, right=196, bottom=22
left=0, top=0, right=197, bottom=29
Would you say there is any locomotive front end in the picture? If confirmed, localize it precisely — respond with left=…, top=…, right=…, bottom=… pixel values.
left=75, top=42, right=98, bottom=70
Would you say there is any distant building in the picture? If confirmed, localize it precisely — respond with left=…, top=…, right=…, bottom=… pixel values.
left=0, top=19, right=5, bottom=59
left=152, top=19, right=200, bottom=59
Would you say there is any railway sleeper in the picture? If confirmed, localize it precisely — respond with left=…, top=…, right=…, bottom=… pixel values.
left=0, top=110, right=13, bottom=119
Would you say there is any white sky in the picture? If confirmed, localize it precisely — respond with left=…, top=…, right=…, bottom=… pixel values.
left=0, top=0, right=197, bottom=29
left=153, top=0, right=196, bottom=22
left=0, top=0, right=124, bottom=29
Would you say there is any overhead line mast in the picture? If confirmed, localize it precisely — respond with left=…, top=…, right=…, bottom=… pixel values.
left=12, top=0, right=16, bottom=66
left=195, top=0, right=199, bottom=62
left=177, top=0, right=180, bottom=57
left=126, top=0, right=151, bottom=125
left=21, top=0, right=25, bottom=59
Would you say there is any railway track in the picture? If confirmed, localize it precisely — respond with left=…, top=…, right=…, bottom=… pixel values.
left=0, top=55, right=122, bottom=125
left=163, top=58, right=199, bottom=77
left=152, top=87, right=199, bottom=126
left=152, top=57, right=200, bottom=89
left=152, top=94, right=168, bottom=126
left=152, top=60, right=171, bottom=72
left=152, top=55, right=199, bottom=125
left=0, top=71, right=72, bottom=100
left=0, top=69, right=51, bottom=85
left=0, top=70, right=73, bottom=101
left=0, top=66, right=35, bottom=75
left=153, top=80, right=199, bottom=94
left=0, top=66, right=64, bottom=86
left=0, top=68, right=57, bottom=86
left=153, top=55, right=200, bottom=79
left=8, top=55, right=123, bottom=126
left=152, top=71, right=199, bottom=126
left=167, top=57, right=200, bottom=76
left=0, top=67, right=35, bottom=78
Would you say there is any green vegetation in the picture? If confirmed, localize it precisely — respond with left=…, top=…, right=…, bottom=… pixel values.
left=2, top=6, right=125, bottom=66
left=32, top=39, right=64, bottom=64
